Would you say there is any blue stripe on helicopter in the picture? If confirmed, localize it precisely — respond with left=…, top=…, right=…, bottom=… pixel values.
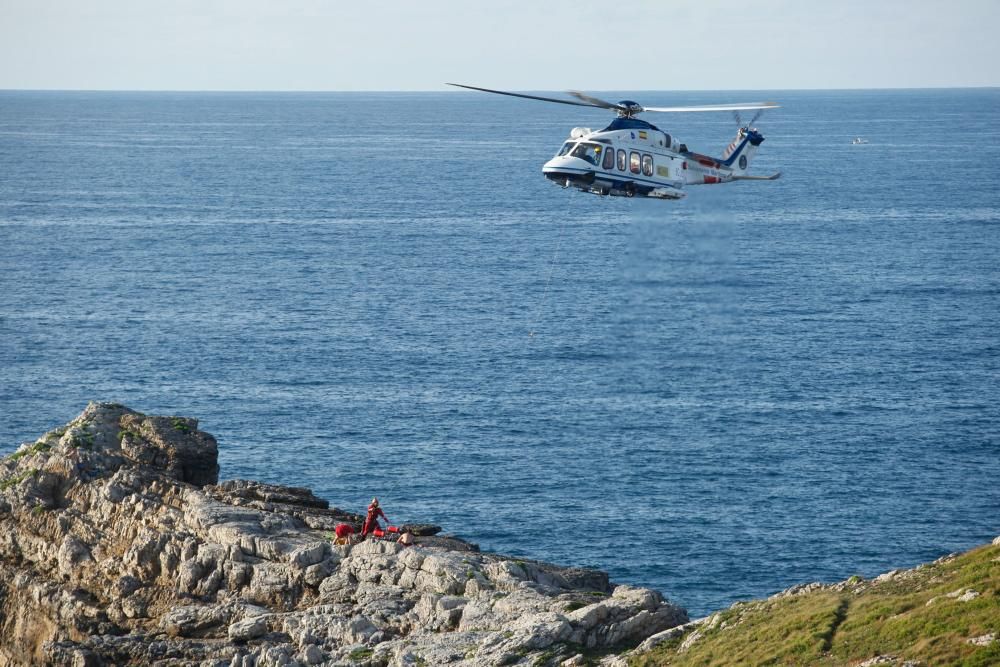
left=680, top=136, right=749, bottom=169
left=543, top=167, right=684, bottom=190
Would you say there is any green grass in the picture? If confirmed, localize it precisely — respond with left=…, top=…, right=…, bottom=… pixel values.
left=70, top=428, right=95, bottom=449
left=0, top=468, right=39, bottom=491
left=7, top=440, right=52, bottom=462
left=630, top=542, right=1000, bottom=667
left=117, top=429, right=143, bottom=445
left=348, top=647, right=373, bottom=661
left=171, top=418, right=191, bottom=432
left=532, top=648, right=560, bottom=666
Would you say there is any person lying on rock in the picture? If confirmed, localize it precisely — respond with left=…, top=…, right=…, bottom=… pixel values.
left=333, top=522, right=356, bottom=545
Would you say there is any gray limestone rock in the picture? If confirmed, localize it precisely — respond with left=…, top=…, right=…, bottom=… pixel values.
left=0, top=403, right=688, bottom=666
left=228, top=614, right=271, bottom=642
left=119, top=412, right=219, bottom=486
left=161, top=604, right=231, bottom=638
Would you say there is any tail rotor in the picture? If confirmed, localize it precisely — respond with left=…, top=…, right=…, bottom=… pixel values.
left=733, top=108, right=767, bottom=131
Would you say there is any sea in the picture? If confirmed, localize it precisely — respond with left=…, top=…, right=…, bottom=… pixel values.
left=1, top=88, right=998, bottom=617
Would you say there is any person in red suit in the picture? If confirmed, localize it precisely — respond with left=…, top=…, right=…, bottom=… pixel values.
left=333, top=523, right=355, bottom=545
left=362, top=497, right=389, bottom=538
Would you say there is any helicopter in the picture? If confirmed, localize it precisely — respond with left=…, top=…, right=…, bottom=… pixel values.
left=447, top=83, right=781, bottom=200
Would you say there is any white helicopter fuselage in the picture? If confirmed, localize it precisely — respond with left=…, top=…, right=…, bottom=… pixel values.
left=445, top=83, right=780, bottom=199
left=541, top=117, right=770, bottom=199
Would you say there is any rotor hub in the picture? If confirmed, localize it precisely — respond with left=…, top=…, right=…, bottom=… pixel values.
left=616, top=100, right=644, bottom=118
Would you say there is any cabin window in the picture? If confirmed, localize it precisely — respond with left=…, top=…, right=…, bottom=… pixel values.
left=570, top=142, right=601, bottom=166
left=629, top=151, right=641, bottom=174
left=642, top=154, right=653, bottom=176
left=557, top=141, right=575, bottom=157
left=617, top=149, right=626, bottom=171
left=602, top=145, right=615, bottom=170
left=663, top=133, right=672, bottom=149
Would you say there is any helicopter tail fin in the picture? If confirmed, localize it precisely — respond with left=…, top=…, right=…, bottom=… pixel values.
left=721, top=128, right=766, bottom=174
left=721, top=132, right=743, bottom=161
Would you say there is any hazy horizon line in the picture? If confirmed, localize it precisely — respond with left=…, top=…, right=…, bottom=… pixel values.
left=2, top=85, right=998, bottom=95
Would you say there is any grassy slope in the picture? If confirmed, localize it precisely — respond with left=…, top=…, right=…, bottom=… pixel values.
left=631, top=540, right=1000, bottom=666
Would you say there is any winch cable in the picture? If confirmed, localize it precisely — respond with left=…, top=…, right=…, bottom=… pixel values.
left=527, top=218, right=567, bottom=340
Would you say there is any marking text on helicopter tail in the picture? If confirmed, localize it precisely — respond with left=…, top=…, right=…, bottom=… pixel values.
left=446, top=84, right=780, bottom=201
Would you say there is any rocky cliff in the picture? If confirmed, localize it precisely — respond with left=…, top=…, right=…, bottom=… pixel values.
left=0, top=403, right=687, bottom=666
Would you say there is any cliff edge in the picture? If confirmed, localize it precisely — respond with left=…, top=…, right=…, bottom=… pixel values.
left=0, top=403, right=687, bottom=666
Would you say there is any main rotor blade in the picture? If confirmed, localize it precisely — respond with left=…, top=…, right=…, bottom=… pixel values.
left=643, top=102, right=780, bottom=113
left=566, top=91, right=627, bottom=112
left=446, top=83, right=600, bottom=108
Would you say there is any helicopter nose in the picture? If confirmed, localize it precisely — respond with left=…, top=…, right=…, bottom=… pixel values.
left=542, top=156, right=596, bottom=186
left=542, top=156, right=565, bottom=177
left=542, top=155, right=590, bottom=172
left=542, top=156, right=563, bottom=171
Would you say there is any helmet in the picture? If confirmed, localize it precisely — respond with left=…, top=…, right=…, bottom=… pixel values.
left=370, top=498, right=379, bottom=507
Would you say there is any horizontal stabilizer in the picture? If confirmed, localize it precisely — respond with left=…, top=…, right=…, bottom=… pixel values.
left=733, top=172, right=781, bottom=181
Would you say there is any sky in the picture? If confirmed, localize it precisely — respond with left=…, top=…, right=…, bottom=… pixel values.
left=1, top=0, right=998, bottom=91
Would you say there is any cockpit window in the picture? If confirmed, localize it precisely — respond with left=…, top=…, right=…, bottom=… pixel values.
left=570, top=142, right=602, bottom=166
left=557, top=141, right=575, bottom=157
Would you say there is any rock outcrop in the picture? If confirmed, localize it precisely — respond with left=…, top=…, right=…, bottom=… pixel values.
left=0, top=403, right=687, bottom=666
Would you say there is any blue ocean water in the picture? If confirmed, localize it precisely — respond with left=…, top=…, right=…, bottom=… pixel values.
left=1, top=89, right=998, bottom=616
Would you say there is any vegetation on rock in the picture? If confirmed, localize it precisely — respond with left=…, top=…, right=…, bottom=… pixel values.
left=630, top=541, right=1000, bottom=666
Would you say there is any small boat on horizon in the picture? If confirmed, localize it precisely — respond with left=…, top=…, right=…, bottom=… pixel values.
left=852, top=137, right=869, bottom=145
